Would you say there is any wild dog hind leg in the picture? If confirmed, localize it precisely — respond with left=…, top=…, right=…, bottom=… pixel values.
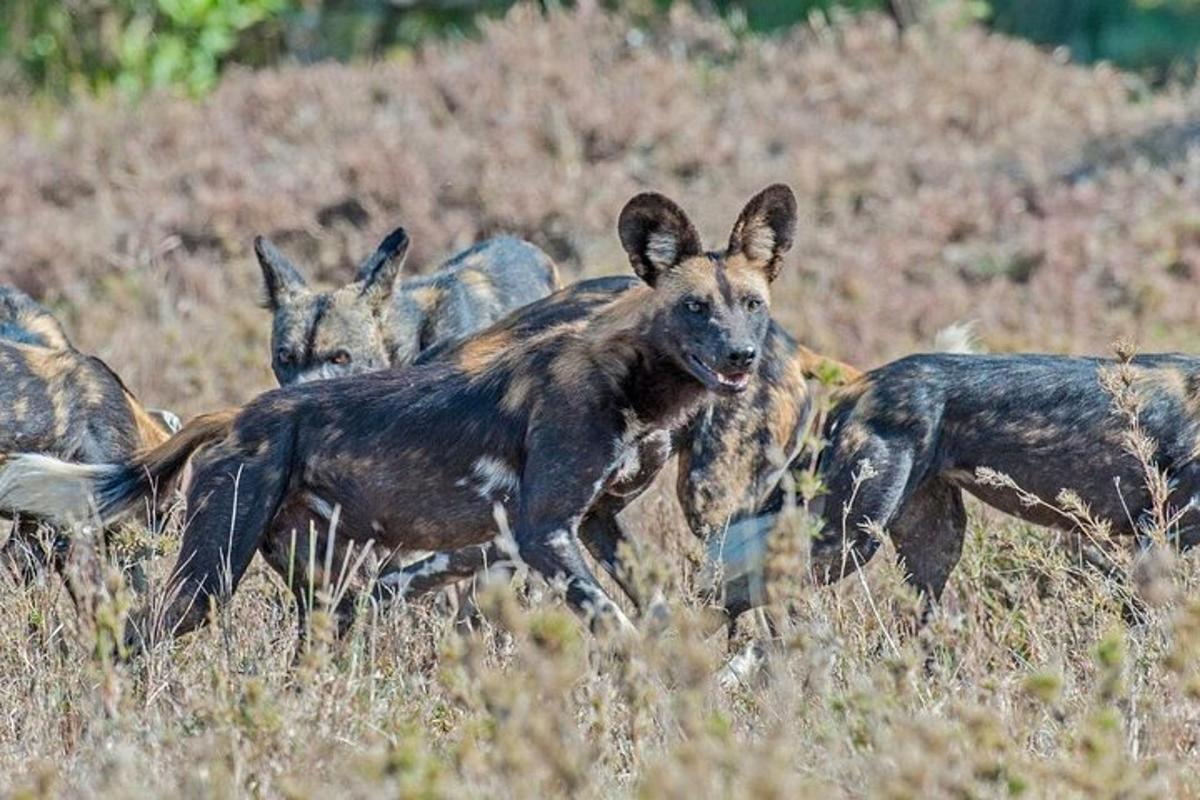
left=123, top=442, right=293, bottom=653
left=887, top=478, right=967, bottom=628
left=809, top=425, right=922, bottom=584
left=258, top=496, right=369, bottom=647
left=0, top=517, right=61, bottom=585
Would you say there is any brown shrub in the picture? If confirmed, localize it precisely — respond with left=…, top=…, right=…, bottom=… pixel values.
left=2, top=5, right=1197, bottom=412
left=5, top=6, right=1200, bottom=795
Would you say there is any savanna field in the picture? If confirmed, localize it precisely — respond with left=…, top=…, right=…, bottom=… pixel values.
left=9, top=4, right=1200, bottom=796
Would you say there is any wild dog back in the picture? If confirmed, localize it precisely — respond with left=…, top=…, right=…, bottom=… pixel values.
left=0, top=286, right=70, bottom=350
left=389, top=236, right=559, bottom=365
left=840, top=352, right=1200, bottom=526
left=0, top=288, right=171, bottom=463
left=0, top=287, right=175, bottom=590
left=256, top=229, right=558, bottom=384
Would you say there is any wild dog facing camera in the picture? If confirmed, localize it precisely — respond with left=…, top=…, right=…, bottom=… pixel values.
left=254, top=226, right=558, bottom=385
left=618, top=183, right=796, bottom=395
left=255, top=228, right=409, bottom=385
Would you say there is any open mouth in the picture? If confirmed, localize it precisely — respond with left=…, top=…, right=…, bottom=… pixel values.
left=687, top=353, right=751, bottom=393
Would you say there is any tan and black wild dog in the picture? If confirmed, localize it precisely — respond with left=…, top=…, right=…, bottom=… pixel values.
left=256, top=230, right=559, bottom=384
left=806, top=353, right=1200, bottom=621
left=250, top=269, right=861, bottom=626
left=394, top=275, right=861, bottom=617
left=0, top=185, right=801, bottom=649
left=0, top=286, right=178, bottom=593
left=250, top=269, right=858, bottom=639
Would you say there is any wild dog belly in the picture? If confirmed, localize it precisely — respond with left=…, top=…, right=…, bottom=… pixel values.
left=938, top=433, right=1150, bottom=535
left=301, top=451, right=522, bottom=553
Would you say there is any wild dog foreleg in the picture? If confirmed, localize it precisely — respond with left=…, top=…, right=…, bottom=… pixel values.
left=515, top=419, right=638, bottom=635
left=577, top=496, right=644, bottom=610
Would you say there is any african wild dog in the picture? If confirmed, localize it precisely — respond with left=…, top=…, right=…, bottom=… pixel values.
left=0, top=287, right=178, bottom=595
left=0, top=185, right=800, bottom=649
left=260, top=266, right=859, bottom=629
left=806, top=352, right=1200, bottom=621
left=402, top=275, right=861, bottom=618
left=256, top=229, right=559, bottom=385
left=253, top=228, right=555, bottom=625
left=245, top=237, right=854, bottom=636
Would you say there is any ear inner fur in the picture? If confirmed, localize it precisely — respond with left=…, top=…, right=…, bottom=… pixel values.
left=617, top=192, right=703, bottom=285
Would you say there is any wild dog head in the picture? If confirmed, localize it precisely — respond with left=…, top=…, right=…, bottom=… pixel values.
left=618, top=184, right=796, bottom=396
left=256, top=228, right=409, bottom=385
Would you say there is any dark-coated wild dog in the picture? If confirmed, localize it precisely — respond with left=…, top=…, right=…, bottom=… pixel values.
left=395, top=275, right=861, bottom=616
left=249, top=272, right=860, bottom=626
left=0, top=185, right=799, bottom=649
left=256, top=272, right=858, bottom=638
left=808, top=352, right=1200, bottom=618
left=0, top=287, right=178, bottom=593
left=256, top=230, right=559, bottom=384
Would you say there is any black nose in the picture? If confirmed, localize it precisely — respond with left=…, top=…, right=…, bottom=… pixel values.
left=726, top=346, right=757, bottom=370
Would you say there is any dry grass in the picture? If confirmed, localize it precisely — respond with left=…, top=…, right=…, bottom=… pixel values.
left=6, top=4, right=1200, bottom=797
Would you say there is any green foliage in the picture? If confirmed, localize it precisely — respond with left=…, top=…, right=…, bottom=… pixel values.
left=1, top=0, right=289, bottom=97
left=9, top=0, right=1200, bottom=98
left=988, top=0, right=1200, bottom=80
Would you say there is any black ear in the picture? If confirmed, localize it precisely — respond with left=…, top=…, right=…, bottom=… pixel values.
left=356, top=226, right=409, bottom=308
left=617, top=192, right=703, bottom=286
left=727, top=184, right=797, bottom=282
left=254, top=236, right=308, bottom=310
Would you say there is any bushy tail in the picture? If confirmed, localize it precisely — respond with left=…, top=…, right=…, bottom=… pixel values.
left=932, top=321, right=982, bottom=354
left=0, top=409, right=238, bottom=525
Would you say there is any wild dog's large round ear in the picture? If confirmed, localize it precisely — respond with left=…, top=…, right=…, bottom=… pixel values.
left=254, top=236, right=308, bottom=311
left=727, top=184, right=797, bottom=283
left=618, top=192, right=703, bottom=286
left=356, top=226, right=410, bottom=309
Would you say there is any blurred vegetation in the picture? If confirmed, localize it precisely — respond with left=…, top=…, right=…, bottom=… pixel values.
left=5, top=0, right=1200, bottom=98
left=991, top=0, right=1200, bottom=79
left=0, top=0, right=289, bottom=96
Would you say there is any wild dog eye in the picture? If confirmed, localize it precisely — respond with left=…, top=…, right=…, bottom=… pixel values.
left=276, top=347, right=296, bottom=366
left=684, top=297, right=709, bottom=315
left=329, top=350, right=352, bottom=366
left=743, top=296, right=764, bottom=312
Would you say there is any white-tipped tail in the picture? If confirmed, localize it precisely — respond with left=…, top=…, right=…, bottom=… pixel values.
left=933, top=321, right=982, bottom=354
left=0, top=454, right=120, bottom=525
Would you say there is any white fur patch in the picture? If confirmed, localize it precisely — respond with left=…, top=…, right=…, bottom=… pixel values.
left=378, top=553, right=450, bottom=598
left=741, top=217, right=776, bottom=263
left=702, top=513, right=773, bottom=606
left=578, top=583, right=637, bottom=636
left=716, top=640, right=767, bottom=690
left=462, top=456, right=520, bottom=502
left=492, top=503, right=523, bottom=564
left=933, top=321, right=981, bottom=354
left=295, top=363, right=353, bottom=384
left=302, top=491, right=336, bottom=520
left=645, top=230, right=679, bottom=269
left=610, top=446, right=642, bottom=485
left=607, top=414, right=671, bottom=491
left=150, top=408, right=183, bottom=434
left=546, top=528, right=573, bottom=557
left=0, top=454, right=120, bottom=524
